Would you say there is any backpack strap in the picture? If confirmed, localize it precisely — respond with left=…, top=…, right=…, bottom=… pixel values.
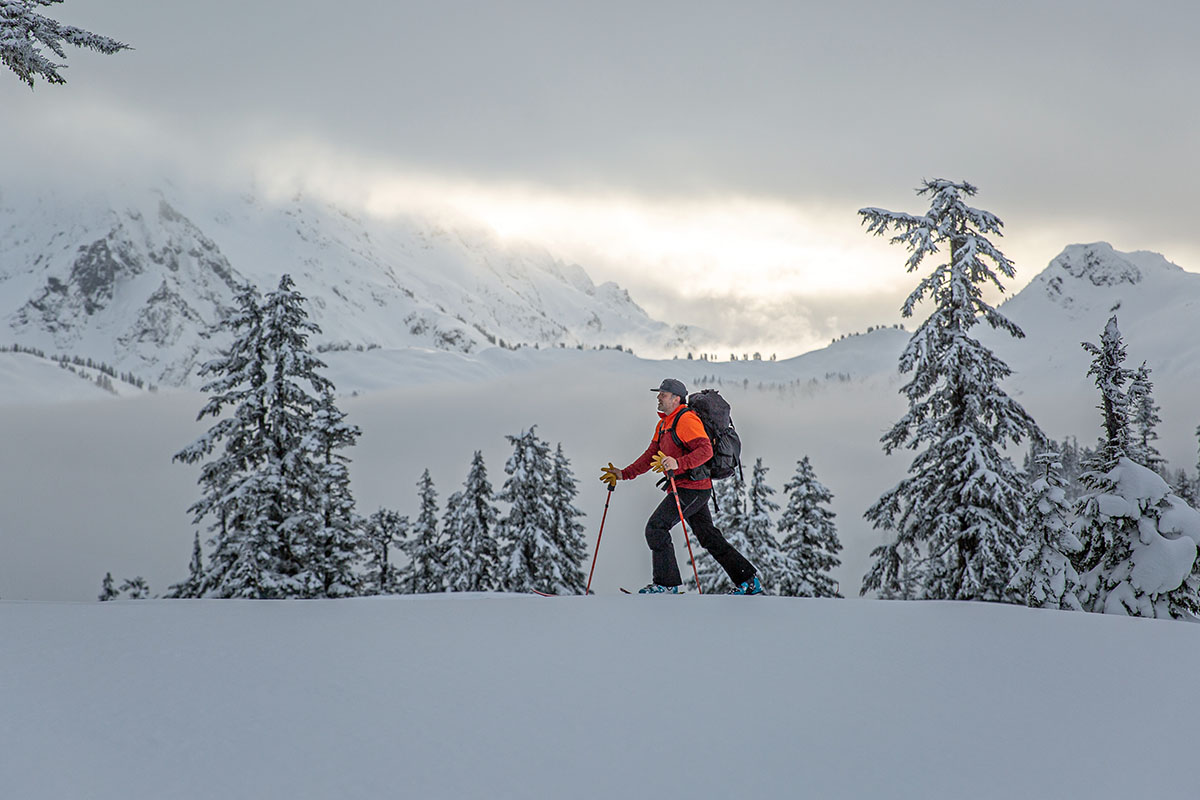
left=665, top=407, right=700, bottom=451
left=661, top=407, right=709, bottom=483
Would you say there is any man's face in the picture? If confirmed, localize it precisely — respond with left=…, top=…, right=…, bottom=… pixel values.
left=656, top=390, right=681, bottom=414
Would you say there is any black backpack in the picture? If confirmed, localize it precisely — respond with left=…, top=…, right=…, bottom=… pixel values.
left=665, top=388, right=743, bottom=482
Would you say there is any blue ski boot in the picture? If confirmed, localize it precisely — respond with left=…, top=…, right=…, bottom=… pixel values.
left=637, top=583, right=681, bottom=594
left=727, top=575, right=764, bottom=595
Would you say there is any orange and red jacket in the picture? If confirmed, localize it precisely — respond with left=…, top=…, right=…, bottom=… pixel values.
left=621, top=404, right=713, bottom=491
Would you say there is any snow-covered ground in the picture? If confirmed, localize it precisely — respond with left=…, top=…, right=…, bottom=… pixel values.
left=4, top=594, right=1198, bottom=799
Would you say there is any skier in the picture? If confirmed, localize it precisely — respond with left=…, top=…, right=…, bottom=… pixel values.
left=600, top=378, right=762, bottom=594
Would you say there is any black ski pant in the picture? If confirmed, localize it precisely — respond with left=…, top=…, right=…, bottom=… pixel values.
left=645, top=487, right=756, bottom=588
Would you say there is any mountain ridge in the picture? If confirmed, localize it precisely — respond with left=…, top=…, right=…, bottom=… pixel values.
left=0, top=183, right=698, bottom=386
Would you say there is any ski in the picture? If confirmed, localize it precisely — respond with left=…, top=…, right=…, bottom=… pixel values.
left=619, top=587, right=690, bottom=594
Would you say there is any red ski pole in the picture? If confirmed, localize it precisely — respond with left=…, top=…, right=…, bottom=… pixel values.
left=584, top=484, right=615, bottom=596
left=668, top=471, right=702, bottom=594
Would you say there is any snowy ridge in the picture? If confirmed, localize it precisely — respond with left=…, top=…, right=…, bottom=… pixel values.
left=990, top=242, right=1200, bottom=380
left=3, top=595, right=1199, bottom=799
left=0, top=183, right=698, bottom=387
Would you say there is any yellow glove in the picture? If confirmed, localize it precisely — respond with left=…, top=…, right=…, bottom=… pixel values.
left=600, top=462, right=621, bottom=488
left=650, top=451, right=677, bottom=474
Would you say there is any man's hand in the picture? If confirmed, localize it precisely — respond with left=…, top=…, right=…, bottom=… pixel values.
left=600, top=462, right=621, bottom=488
left=650, top=451, right=679, bottom=474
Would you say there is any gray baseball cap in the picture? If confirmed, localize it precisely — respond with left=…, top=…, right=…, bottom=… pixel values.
left=651, top=378, right=687, bottom=400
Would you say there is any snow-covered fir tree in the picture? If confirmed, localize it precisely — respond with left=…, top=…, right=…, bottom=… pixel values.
left=547, top=443, right=587, bottom=594
left=298, top=390, right=366, bottom=597
left=692, top=471, right=751, bottom=593
left=1128, top=363, right=1164, bottom=475
left=174, top=281, right=270, bottom=598
left=1, top=0, right=129, bottom=87
left=165, top=533, right=205, bottom=599
left=739, top=459, right=790, bottom=595
left=859, top=179, right=1043, bottom=602
left=1073, top=317, right=1200, bottom=618
left=1025, top=436, right=1091, bottom=501
left=256, top=275, right=341, bottom=596
left=441, top=451, right=501, bottom=592
left=496, top=426, right=560, bottom=594
left=363, top=508, right=407, bottom=595
left=1079, top=317, right=1134, bottom=471
left=98, top=571, right=117, bottom=602
left=401, top=469, right=444, bottom=594
left=119, top=577, right=149, bottom=599
left=776, top=456, right=842, bottom=598
left=1180, top=426, right=1200, bottom=506
left=1009, top=452, right=1082, bottom=610
left=174, top=276, right=361, bottom=599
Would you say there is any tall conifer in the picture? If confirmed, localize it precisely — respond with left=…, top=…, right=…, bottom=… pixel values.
left=442, top=451, right=501, bottom=592
left=401, top=469, right=444, bottom=593
left=174, top=276, right=361, bottom=598
left=547, top=443, right=587, bottom=594
left=497, top=427, right=559, bottom=593
left=859, top=180, right=1042, bottom=602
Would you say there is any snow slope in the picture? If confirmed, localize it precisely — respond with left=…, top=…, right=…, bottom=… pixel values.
left=3, top=595, right=1198, bottom=800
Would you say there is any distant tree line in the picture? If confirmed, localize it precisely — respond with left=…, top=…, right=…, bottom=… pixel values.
left=1, top=344, right=156, bottom=392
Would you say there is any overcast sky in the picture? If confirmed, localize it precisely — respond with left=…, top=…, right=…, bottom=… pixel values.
left=4, top=0, right=1199, bottom=356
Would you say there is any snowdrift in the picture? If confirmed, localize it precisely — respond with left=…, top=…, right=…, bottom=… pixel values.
left=4, top=595, right=1198, bottom=799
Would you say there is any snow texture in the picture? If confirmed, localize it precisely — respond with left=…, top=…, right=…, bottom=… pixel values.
left=4, top=596, right=1200, bottom=799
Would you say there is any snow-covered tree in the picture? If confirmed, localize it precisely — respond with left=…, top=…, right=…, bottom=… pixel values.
left=98, top=571, right=117, bottom=602
left=1025, top=436, right=1091, bottom=500
left=401, top=469, right=444, bottom=594
left=859, top=179, right=1043, bottom=602
left=256, top=274, right=339, bottom=596
left=547, top=443, right=587, bottom=594
left=441, top=451, right=501, bottom=592
left=777, top=456, right=842, bottom=598
left=364, top=508, right=408, bottom=595
left=692, top=471, right=751, bottom=593
left=119, top=577, right=149, bottom=599
left=1079, top=317, right=1134, bottom=474
left=174, top=276, right=358, bottom=599
left=1009, top=453, right=1082, bottom=610
left=738, top=459, right=790, bottom=595
left=1128, top=362, right=1164, bottom=475
left=298, top=390, right=366, bottom=597
left=174, top=282, right=270, bottom=598
left=1073, top=317, right=1200, bottom=618
left=496, top=427, right=560, bottom=594
left=166, top=533, right=205, bottom=599
left=1, top=0, right=129, bottom=87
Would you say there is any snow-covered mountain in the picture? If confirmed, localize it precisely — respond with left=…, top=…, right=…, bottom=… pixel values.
left=0, top=183, right=698, bottom=386
left=988, top=242, right=1200, bottom=381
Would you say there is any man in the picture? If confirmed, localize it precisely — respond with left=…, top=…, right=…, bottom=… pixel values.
left=600, top=378, right=762, bottom=594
